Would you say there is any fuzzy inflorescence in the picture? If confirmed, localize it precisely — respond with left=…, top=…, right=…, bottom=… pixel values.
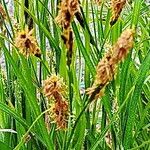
left=15, top=27, right=41, bottom=57
left=87, top=29, right=134, bottom=100
left=55, top=0, right=80, bottom=67
left=43, top=74, right=69, bottom=129
left=55, top=0, right=79, bottom=28
left=110, top=0, right=126, bottom=25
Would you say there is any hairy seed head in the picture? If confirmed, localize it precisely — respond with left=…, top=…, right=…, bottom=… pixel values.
left=51, top=99, right=69, bottom=129
left=43, top=74, right=69, bottom=129
left=15, top=27, right=41, bottom=57
left=110, top=0, right=126, bottom=25
left=87, top=28, right=134, bottom=100
left=43, top=74, right=67, bottom=99
left=112, top=28, right=134, bottom=62
left=55, top=0, right=79, bottom=28
left=55, top=0, right=80, bottom=67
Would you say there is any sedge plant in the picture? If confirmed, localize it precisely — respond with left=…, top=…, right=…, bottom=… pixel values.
left=0, top=0, right=150, bottom=150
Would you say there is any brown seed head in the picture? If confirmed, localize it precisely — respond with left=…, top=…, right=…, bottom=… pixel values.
left=51, top=99, right=69, bottom=129
left=87, top=28, right=134, bottom=100
left=95, top=52, right=115, bottom=85
left=43, top=74, right=67, bottom=99
left=55, top=0, right=79, bottom=29
left=86, top=52, right=115, bottom=99
left=110, top=0, right=126, bottom=25
left=15, top=28, right=41, bottom=57
left=112, top=28, right=134, bottom=62
left=55, top=0, right=78, bottom=67
left=43, top=74, right=69, bottom=129
left=68, top=0, right=79, bottom=16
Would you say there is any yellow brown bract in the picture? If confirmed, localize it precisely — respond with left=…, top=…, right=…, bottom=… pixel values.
left=110, top=0, right=126, bottom=25
left=43, top=74, right=69, bottom=129
left=15, top=28, right=41, bottom=57
left=87, top=29, right=134, bottom=100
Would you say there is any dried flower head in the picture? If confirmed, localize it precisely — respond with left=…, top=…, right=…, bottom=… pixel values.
left=95, top=52, right=115, bottom=85
left=43, top=74, right=69, bottom=129
left=87, top=28, right=134, bottom=100
left=43, top=74, right=67, bottom=99
left=15, top=27, right=41, bottom=57
left=0, top=4, right=6, bottom=27
left=56, top=0, right=80, bottom=67
left=55, top=0, right=79, bottom=29
left=112, top=29, right=134, bottom=62
left=110, top=0, right=126, bottom=25
left=61, top=27, right=73, bottom=66
left=51, top=99, right=69, bottom=129
left=86, top=52, right=115, bottom=99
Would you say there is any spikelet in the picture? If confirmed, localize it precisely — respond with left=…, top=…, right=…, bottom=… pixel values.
left=112, top=29, right=134, bottom=62
left=43, top=75, right=67, bottom=99
left=15, top=27, right=41, bottom=57
left=61, top=27, right=73, bottom=66
left=55, top=0, right=71, bottom=29
left=110, top=0, right=126, bottom=25
left=55, top=0, right=79, bottom=29
left=86, top=52, right=115, bottom=100
left=95, top=52, right=115, bottom=85
left=55, top=0, right=80, bottom=67
left=43, top=74, right=69, bottom=129
left=51, top=99, right=68, bottom=129
left=87, top=28, right=134, bottom=100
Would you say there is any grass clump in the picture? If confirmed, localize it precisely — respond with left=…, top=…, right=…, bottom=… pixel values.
left=0, top=0, right=150, bottom=150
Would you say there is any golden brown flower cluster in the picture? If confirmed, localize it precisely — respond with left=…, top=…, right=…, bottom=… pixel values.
left=55, top=0, right=80, bottom=67
left=15, top=28, right=41, bottom=57
left=87, top=29, right=134, bottom=100
left=51, top=99, right=68, bottom=129
left=43, top=75, right=69, bottom=129
left=55, top=0, right=79, bottom=29
left=110, top=0, right=126, bottom=25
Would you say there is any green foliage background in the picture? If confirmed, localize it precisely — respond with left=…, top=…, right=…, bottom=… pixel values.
left=0, top=0, right=150, bottom=149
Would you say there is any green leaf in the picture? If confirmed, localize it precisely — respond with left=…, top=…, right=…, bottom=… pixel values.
left=123, top=51, right=150, bottom=149
left=72, top=22, right=96, bottom=77
left=0, top=141, right=12, bottom=150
